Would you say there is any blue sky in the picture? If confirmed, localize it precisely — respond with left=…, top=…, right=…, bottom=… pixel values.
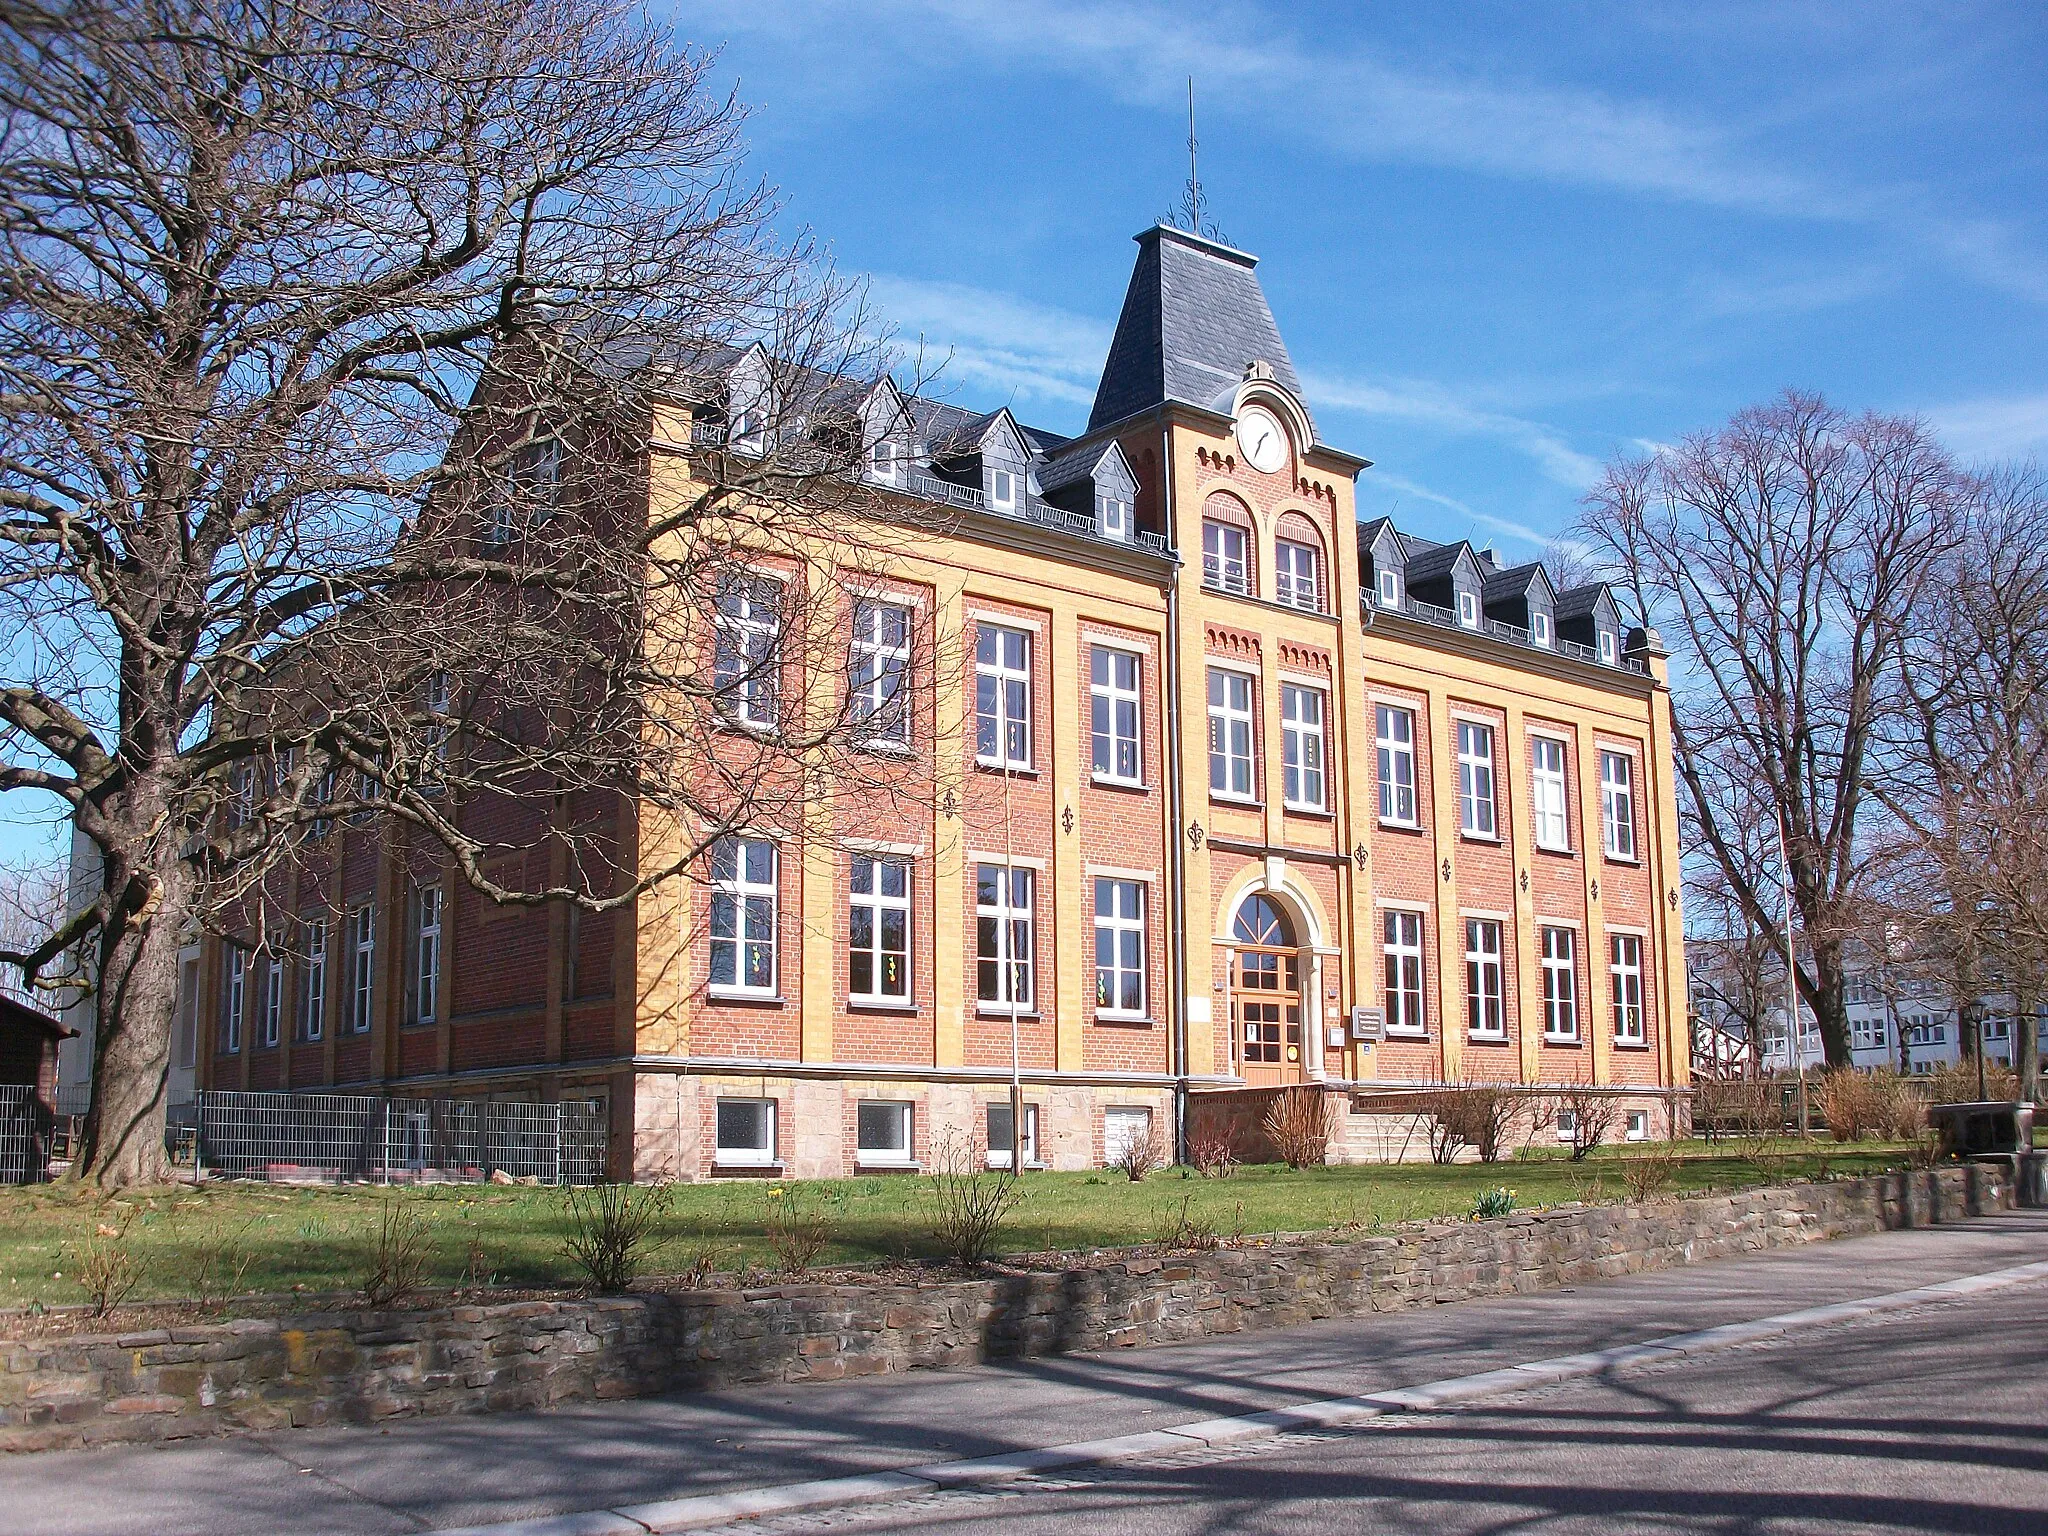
left=677, top=0, right=2048, bottom=552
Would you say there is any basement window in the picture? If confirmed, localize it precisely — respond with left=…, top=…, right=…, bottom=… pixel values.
left=715, top=1098, right=777, bottom=1167
left=856, top=1100, right=914, bottom=1166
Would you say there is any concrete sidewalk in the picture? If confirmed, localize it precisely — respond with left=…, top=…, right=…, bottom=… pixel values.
left=4, top=1209, right=2044, bottom=1536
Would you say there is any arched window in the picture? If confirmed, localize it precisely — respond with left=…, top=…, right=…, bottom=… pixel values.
left=1233, top=894, right=1295, bottom=948
left=1273, top=512, right=1325, bottom=613
left=1202, top=492, right=1256, bottom=596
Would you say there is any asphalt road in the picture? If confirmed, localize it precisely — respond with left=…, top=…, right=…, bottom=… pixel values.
left=746, top=1279, right=2048, bottom=1536
left=3, top=1209, right=2045, bottom=1535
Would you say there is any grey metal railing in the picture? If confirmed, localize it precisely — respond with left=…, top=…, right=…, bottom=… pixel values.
left=0, top=1084, right=48, bottom=1185
left=1365, top=595, right=1649, bottom=674
left=194, top=1089, right=606, bottom=1185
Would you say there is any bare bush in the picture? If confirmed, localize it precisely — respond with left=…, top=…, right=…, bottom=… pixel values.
left=764, top=1184, right=831, bottom=1276
left=1692, top=1078, right=1774, bottom=1141
left=71, top=1210, right=142, bottom=1317
left=1416, top=1086, right=1517, bottom=1165
left=1818, top=1068, right=1925, bottom=1142
left=1262, top=1086, right=1331, bottom=1170
left=1620, top=1144, right=1681, bottom=1201
left=561, top=1182, right=670, bottom=1295
left=1112, top=1128, right=1165, bottom=1183
left=1924, top=1060, right=2019, bottom=1105
left=358, top=1199, right=434, bottom=1308
left=1155, top=1193, right=1219, bottom=1252
left=1187, top=1128, right=1239, bottom=1179
left=924, top=1133, right=1022, bottom=1267
left=191, top=1212, right=260, bottom=1311
left=1549, top=1085, right=1619, bottom=1162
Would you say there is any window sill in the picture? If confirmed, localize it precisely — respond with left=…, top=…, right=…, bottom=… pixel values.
left=1090, top=773, right=1149, bottom=793
left=1382, top=1028, right=1429, bottom=1042
left=1459, top=831, right=1501, bottom=845
left=974, top=761, right=1039, bottom=778
left=1094, top=1013, right=1154, bottom=1028
left=1542, top=1034, right=1584, bottom=1047
left=712, top=1160, right=783, bottom=1176
left=1534, top=844, right=1577, bottom=858
left=1210, top=793, right=1263, bottom=809
left=1603, top=853, right=1641, bottom=867
left=854, top=1157, right=921, bottom=1173
left=1467, top=1032, right=1509, bottom=1044
left=1379, top=818, right=1424, bottom=834
left=848, top=998, right=919, bottom=1014
left=976, top=1007, right=1041, bottom=1021
left=1283, top=803, right=1333, bottom=819
left=1203, top=581, right=1253, bottom=599
left=859, top=739, right=916, bottom=759
left=986, top=1158, right=1048, bottom=1172
left=1611, top=1037, right=1650, bottom=1050
left=708, top=989, right=787, bottom=1007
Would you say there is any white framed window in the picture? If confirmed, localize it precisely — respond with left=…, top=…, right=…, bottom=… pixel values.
left=849, top=855, right=910, bottom=1003
left=259, top=951, right=283, bottom=1049
left=1202, top=520, right=1249, bottom=594
left=709, top=837, right=778, bottom=995
left=1099, top=496, right=1131, bottom=541
left=297, top=917, right=326, bottom=1043
left=1601, top=751, right=1636, bottom=860
left=1556, top=1107, right=1579, bottom=1141
left=1531, top=736, right=1570, bottom=851
left=1104, top=1106, right=1153, bottom=1167
left=1542, top=926, right=1578, bottom=1041
left=1281, top=684, right=1327, bottom=811
left=990, top=467, right=1016, bottom=509
left=1611, top=932, right=1645, bottom=1043
left=1625, top=1109, right=1649, bottom=1142
left=1377, top=567, right=1400, bottom=608
left=1094, top=877, right=1146, bottom=1017
left=868, top=437, right=897, bottom=484
left=1383, top=910, right=1425, bottom=1035
left=856, top=1100, right=914, bottom=1166
left=1531, top=610, right=1552, bottom=647
left=975, top=624, right=1032, bottom=769
left=1599, top=629, right=1618, bottom=665
left=413, top=884, right=442, bottom=1026
left=715, top=1098, right=777, bottom=1167
left=1852, top=1015, right=1889, bottom=1051
left=1090, top=647, right=1142, bottom=783
left=226, top=762, right=256, bottom=829
left=1457, top=589, right=1479, bottom=628
left=986, top=1101, right=1038, bottom=1168
left=1207, top=668, right=1257, bottom=799
left=221, top=944, right=246, bottom=1053
left=976, top=863, right=1034, bottom=1009
left=713, top=573, right=782, bottom=729
left=1456, top=721, right=1496, bottom=837
left=1376, top=704, right=1417, bottom=825
left=1275, top=539, right=1321, bottom=611
left=850, top=600, right=912, bottom=746
left=1464, top=919, right=1505, bottom=1039
left=347, top=904, right=375, bottom=1035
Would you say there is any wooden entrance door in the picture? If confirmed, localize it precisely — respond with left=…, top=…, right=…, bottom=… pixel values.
left=1232, top=895, right=1303, bottom=1086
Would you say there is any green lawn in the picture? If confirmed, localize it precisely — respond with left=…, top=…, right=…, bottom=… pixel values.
left=0, top=1140, right=1928, bottom=1314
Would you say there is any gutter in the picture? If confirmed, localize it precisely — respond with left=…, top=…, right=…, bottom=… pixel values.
left=1161, top=420, right=1190, bottom=1164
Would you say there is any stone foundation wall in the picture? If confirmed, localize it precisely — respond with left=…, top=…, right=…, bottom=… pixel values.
left=0, top=1164, right=2007, bottom=1454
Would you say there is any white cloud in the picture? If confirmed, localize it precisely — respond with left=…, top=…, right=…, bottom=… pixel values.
left=1305, top=370, right=1605, bottom=490
left=867, top=276, right=1109, bottom=411
left=1927, top=391, right=2048, bottom=463
left=1360, top=471, right=1555, bottom=553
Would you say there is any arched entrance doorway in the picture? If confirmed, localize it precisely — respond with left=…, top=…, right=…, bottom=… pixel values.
left=1231, top=894, right=1304, bottom=1086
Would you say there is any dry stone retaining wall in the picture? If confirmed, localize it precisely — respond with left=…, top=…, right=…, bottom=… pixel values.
left=0, top=1164, right=2008, bottom=1453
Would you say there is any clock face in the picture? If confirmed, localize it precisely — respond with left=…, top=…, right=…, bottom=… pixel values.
left=1235, top=406, right=1288, bottom=473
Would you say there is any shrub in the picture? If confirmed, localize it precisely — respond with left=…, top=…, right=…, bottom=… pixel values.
left=1469, top=1186, right=1516, bottom=1220
left=1417, top=1086, right=1517, bottom=1165
left=1262, top=1085, right=1330, bottom=1170
left=1550, top=1084, right=1619, bottom=1162
left=1113, top=1127, right=1165, bottom=1182
left=1818, top=1068, right=1923, bottom=1142
left=924, top=1132, right=1023, bottom=1266
left=1187, top=1128, right=1239, bottom=1179
left=1692, top=1078, right=1774, bottom=1140
left=1620, top=1144, right=1681, bottom=1201
left=560, top=1181, right=670, bottom=1295
left=764, top=1184, right=831, bottom=1275
left=192, top=1212, right=260, bottom=1310
left=71, top=1209, right=142, bottom=1318
left=358, top=1198, right=434, bottom=1307
left=1155, top=1193, right=1219, bottom=1251
left=1925, top=1059, right=2019, bottom=1105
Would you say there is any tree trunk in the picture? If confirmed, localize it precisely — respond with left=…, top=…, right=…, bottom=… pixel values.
left=2017, top=992, right=2041, bottom=1108
left=76, top=806, right=190, bottom=1188
left=1808, top=939, right=1852, bottom=1068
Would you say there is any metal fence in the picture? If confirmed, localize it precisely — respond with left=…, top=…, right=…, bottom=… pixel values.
left=194, top=1090, right=607, bottom=1185
left=0, top=1084, right=49, bottom=1184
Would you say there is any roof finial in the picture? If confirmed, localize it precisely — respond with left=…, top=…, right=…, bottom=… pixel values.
left=1166, top=77, right=1228, bottom=244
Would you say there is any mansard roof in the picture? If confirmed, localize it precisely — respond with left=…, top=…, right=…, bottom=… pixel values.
left=1482, top=561, right=1554, bottom=604
left=1036, top=439, right=1133, bottom=496
left=1089, top=225, right=1313, bottom=435
left=1555, top=582, right=1618, bottom=622
left=1400, top=538, right=1480, bottom=586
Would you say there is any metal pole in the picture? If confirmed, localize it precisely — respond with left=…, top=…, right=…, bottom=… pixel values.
left=1777, top=811, right=1808, bottom=1139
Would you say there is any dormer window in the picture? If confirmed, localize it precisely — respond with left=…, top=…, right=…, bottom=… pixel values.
left=1457, top=590, right=1479, bottom=629
left=869, top=439, right=897, bottom=484
left=1532, top=611, right=1552, bottom=647
left=1099, top=496, right=1131, bottom=541
left=990, top=468, right=1015, bottom=510
left=1378, top=569, right=1400, bottom=608
left=1598, top=629, right=1617, bottom=665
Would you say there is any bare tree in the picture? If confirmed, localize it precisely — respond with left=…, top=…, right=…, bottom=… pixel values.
left=1575, top=392, right=1965, bottom=1067
left=1877, top=467, right=2048, bottom=1102
left=0, top=0, right=925, bottom=1184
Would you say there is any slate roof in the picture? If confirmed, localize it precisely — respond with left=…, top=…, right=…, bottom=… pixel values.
left=1554, top=583, right=1613, bottom=622
left=1482, top=562, right=1552, bottom=603
left=1089, top=226, right=1313, bottom=435
left=1400, top=540, right=1475, bottom=586
left=1035, top=443, right=1113, bottom=496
